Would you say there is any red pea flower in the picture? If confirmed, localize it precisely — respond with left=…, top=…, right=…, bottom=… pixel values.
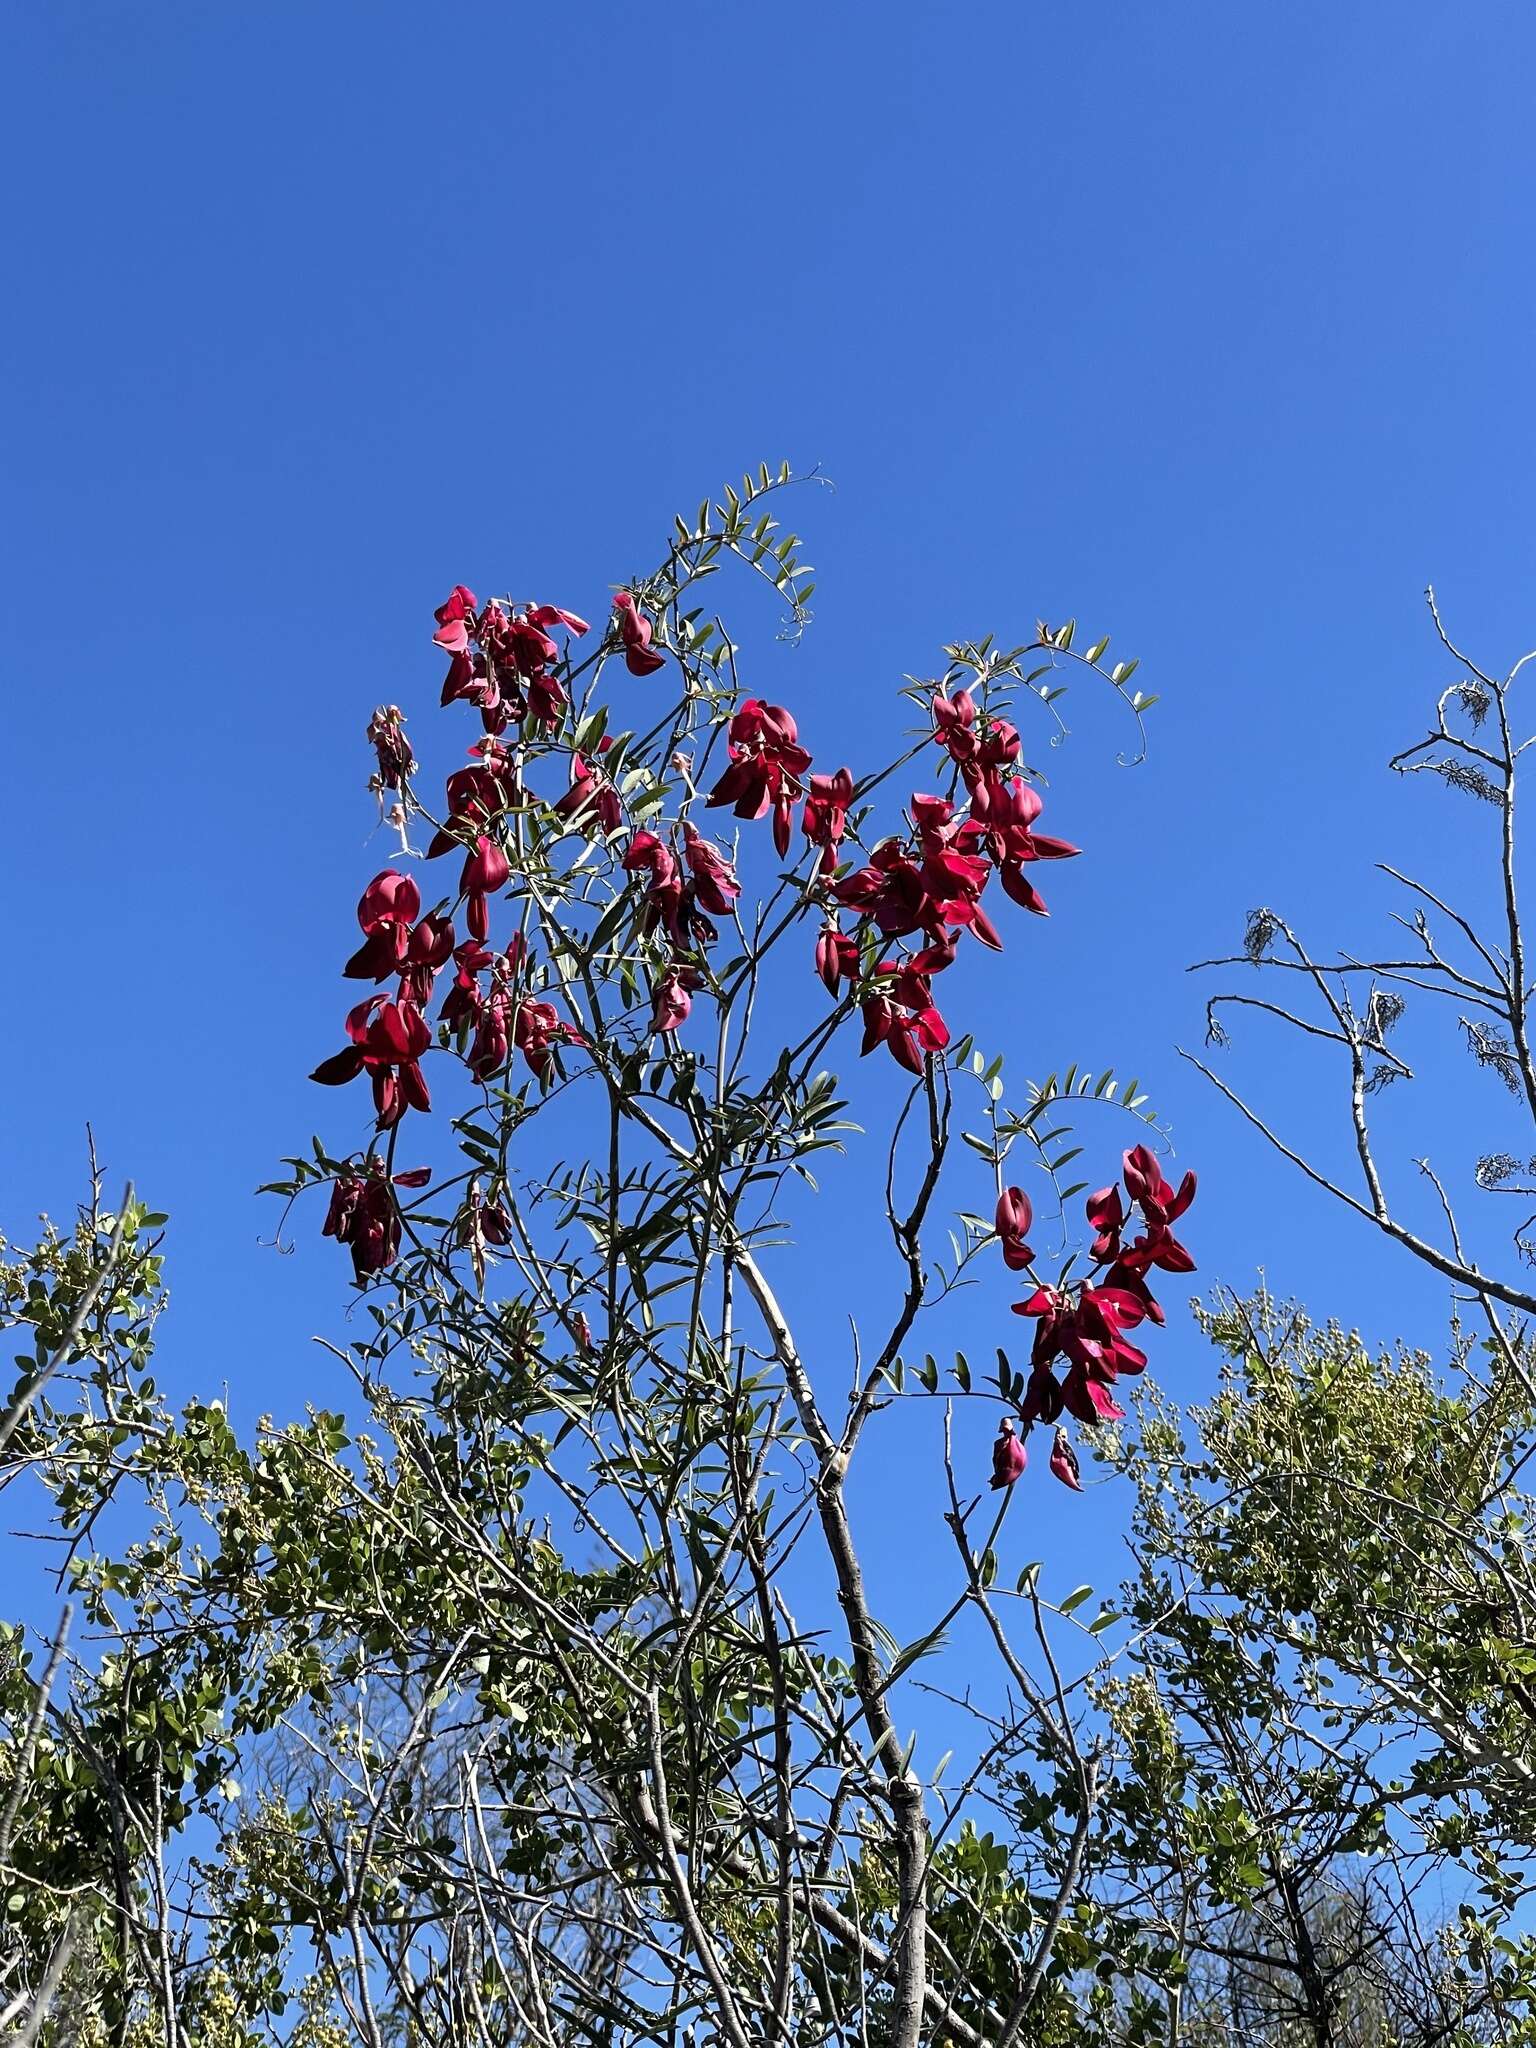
left=802, top=768, right=854, bottom=874
left=682, top=823, right=741, bottom=917
left=323, top=1157, right=431, bottom=1283
left=706, top=700, right=813, bottom=858
left=1086, top=1183, right=1126, bottom=1262
left=612, top=591, right=667, bottom=675
left=552, top=746, right=623, bottom=837
left=439, top=938, right=495, bottom=1034
left=995, top=1187, right=1034, bottom=1271
left=981, top=779, right=1079, bottom=917
left=1122, top=1144, right=1197, bottom=1230
left=344, top=870, right=422, bottom=982
left=397, top=912, right=456, bottom=1008
left=931, top=688, right=979, bottom=769
left=311, top=995, right=432, bottom=1128
left=860, top=995, right=949, bottom=1075
left=814, top=926, right=861, bottom=996
left=1049, top=1428, right=1083, bottom=1492
left=652, top=964, right=703, bottom=1036
left=623, top=830, right=686, bottom=945
left=990, top=1417, right=1027, bottom=1490
left=528, top=603, right=590, bottom=639
left=513, top=997, right=584, bottom=1078
left=461, top=834, right=510, bottom=943
left=432, top=585, right=479, bottom=654
left=833, top=842, right=934, bottom=939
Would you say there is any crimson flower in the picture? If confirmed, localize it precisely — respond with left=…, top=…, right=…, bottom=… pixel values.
left=1049, top=1428, right=1083, bottom=1492
left=612, top=591, right=667, bottom=675
left=439, top=939, right=496, bottom=1034
left=344, top=870, right=422, bottom=982
left=860, top=994, right=949, bottom=1075
left=427, top=742, right=522, bottom=858
left=461, top=834, right=510, bottom=943
left=513, top=996, right=583, bottom=1078
left=432, top=585, right=479, bottom=654
left=623, top=830, right=685, bottom=945
left=457, top=1182, right=513, bottom=1254
left=312, top=995, right=432, bottom=1128
left=528, top=602, right=590, bottom=639
left=995, top=1187, right=1034, bottom=1271
left=652, top=964, right=703, bottom=1035
left=802, top=768, right=854, bottom=874
left=1122, top=1143, right=1197, bottom=1231
left=552, top=745, right=622, bottom=836
left=467, top=980, right=514, bottom=1082
left=814, top=926, right=861, bottom=995
left=706, top=700, right=812, bottom=857
left=1009, top=1156, right=1197, bottom=1431
left=931, top=689, right=978, bottom=768
left=323, top=1157, right=431, bottom=1283
left=1086, top=1183, right=1126, bottom=1261
left=978, top=779, right=1078, bottom=916
left=397, top=912, right=456, bottom=1007
left=833, top=842, right=933, bottom=938
left=990, top=1418, right=1027, bottom=1490
left=682, top=823, right=740, bottom=917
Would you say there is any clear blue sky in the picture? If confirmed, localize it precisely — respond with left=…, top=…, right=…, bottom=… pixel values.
left=6, top=1, right=1536, bottom=1640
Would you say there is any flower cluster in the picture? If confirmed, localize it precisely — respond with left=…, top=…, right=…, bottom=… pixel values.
left=831, top=774, right=1074, bottom=1074
left=1006, top=1144, right=1196, bottom=1435
left=982, top=1152, right=1195, bottom=1493
left=435, top=587, right=591, bottom=734
left=322, top=1156, right=431, bottom=1281
left=621, top=821, right=741, bottom=1034
left=308, top=554, right=1181, bottom=1517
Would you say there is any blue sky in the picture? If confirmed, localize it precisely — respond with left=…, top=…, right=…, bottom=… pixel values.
left=6, top=1, right=1536, bottom=1652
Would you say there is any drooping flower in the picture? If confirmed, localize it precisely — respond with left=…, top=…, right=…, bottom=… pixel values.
left=814, top=926, right=861, bottom=996
left=990, top=1418, right=1027, bottom=1490
left=612, top=591, right=667, bottom=675
left=1007, top=1156, right=1197, bottom=1434
left=682, top=823, right=740, bottom=917
left=859, top=994, right=950, bottom=1075
left=623, top=830, right=685, bottom=946
left=706, top=700, right=812, bottom=857
left=1121, top=1144, right=1197, bottom=1230
left=439, top=939, right=496, bottom=1034
left=979, top=779, right=1079, bottom=917
left=311, top=995, right=432, bottom=1128
left=323, top=1157, right=431, bottom=1283
left=931, top=688, right=979, bottom=767
left=652, top=964, right=703, bottom=1035
left=802, top=768, right=855, bottom=874
left=552, top=745, right=623, bottom=836
left=432, top=585, right=479, bottom=654
left=1085, top=1184, right=1126, bottom=1262
left=344, top=870, right=423, bottom=982
left=397, top=912, right=456, bottom=1007
left=528, top=603, right=590, bottom=639
left=833, top=842, right=934, bottom=939
left=513, top=997, right=584, bottom=1078
left=461, top=835, right=510, bottom=943
left=1049, top=1427, right=1083, bottom=1492
left=995, top=1187, right=1034, bottom=1271
left=427, top=742, right=522, bottom=858
left=366, top=705, right=415, bottom=791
